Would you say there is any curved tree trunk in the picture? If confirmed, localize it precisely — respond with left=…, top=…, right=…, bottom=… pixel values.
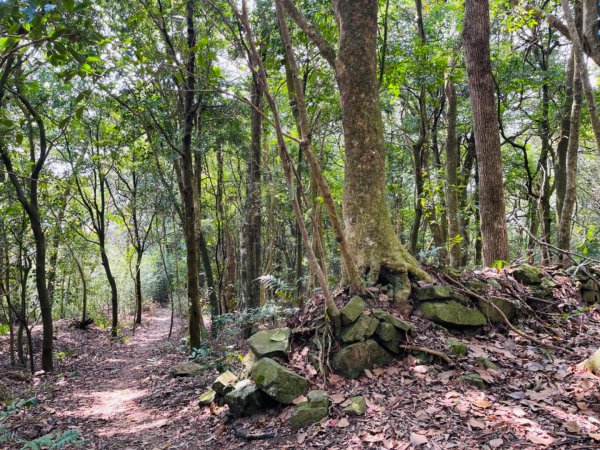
left=463, top=0, right=509, bottom=266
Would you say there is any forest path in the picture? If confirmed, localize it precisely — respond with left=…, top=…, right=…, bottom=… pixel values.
left=8, top=309, right=209, bottom=449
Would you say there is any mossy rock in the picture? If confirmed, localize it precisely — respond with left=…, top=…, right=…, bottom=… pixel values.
left=582, top=290, right=599, bottom=304
left=290, top=403, right=328, bottom=429
left=341, top=296, right=366, bottom=324
left=251, top=357, right=308, bottom=404
left=247, top=328, right=291, bottom=359
left=477, top=296, right=518, bottom=323
left=375, top=322, right=400, bottom=353
left=212, top=370, right=238, bottom=395
left=198, top=389, right=216, bottom=406
left=332, top=339, right=392, bottom=378
left=343, top=396, right=367, bottom=416
left=419, top=301, right=486, bottom=327
left=371, top=308, right=413, bottom=333
left=307, top=390, right=329, bottom=407
left=458, top=373, right=486, bottom=388
left=224, top=379, right=266, bottom=416
left=512, top=264, right=543, bottom=285
left=341, top=314, right=379, bottom=343
left=447, top=338, right=468, bottom=356
left=414, top=285, right=453, bottom=301
left=170, top=361, right=203, bottom=377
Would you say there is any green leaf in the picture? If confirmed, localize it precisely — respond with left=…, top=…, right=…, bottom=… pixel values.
left=64, top=0, right=75, bottom=12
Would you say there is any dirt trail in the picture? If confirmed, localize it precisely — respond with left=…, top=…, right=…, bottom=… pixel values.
left=4, top=310, right=211, bottom=449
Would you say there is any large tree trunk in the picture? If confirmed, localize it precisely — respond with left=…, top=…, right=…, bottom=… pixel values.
left=445, top=76, right=461, bottom=268
left=462, top=0, right=509, bottom=266
left=332, top=0, right=427, bottom=307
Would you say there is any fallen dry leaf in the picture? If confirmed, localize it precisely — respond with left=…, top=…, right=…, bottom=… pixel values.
left=563, top=420, right=581, bottom=433
left=472, top=399, right=492, bottom=409
left=468, top=418, right=486, bottom=429
left=292, top=395, right=307, bottom=405
left=337, top=418, right=350, bottom=428
left=488, top=438, right=503, bottom=448
left=409, top=432, right=428, bottom=446
left=526, top=431, right=555, bottom=446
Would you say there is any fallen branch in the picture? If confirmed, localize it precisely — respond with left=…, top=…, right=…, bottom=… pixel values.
left=398, top=345, right=451, bottom=363
left=231, top=421, right=275, bottom=440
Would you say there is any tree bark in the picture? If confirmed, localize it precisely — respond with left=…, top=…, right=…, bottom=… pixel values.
left=557, top=65, right=582, bottom=260
left=463, top=0, right=510, bottom=266
left=556, top=50, right=575, bottom=224
left=445, top=76, right=462, bottom=268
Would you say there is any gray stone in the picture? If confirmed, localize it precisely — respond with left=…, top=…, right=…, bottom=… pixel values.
left=332, top=339, right=393, bottom=379
left=170, top=361, right=203, bottom=377
left=290, top=403, right=328, bottom=429
left=447, top=338, right=468, bottom=356
left=583, top=279, right=599, bottom=292
left=583, top=290, right=599, bottom=304
left=198, top=389, right=216, bottom=406
left=465, top=279, right=491, bottom=293
left=212, top=370, right=238, bottom=395
left=414, top=285, right=453, bottom=301
left=477, top=296, right=518, bottom=323
left=341, top=296, right=366, bottom=324
left=512, top=264, right=543, bottom=285
left=371, top=308, right=413, bottom=333
left=343, top=396, right=367, bottom=416
left=251, top=357, right=308, bottom=404
left=419, top=301, right=486, bottom=327
left=307, top=390, right=329, bottom=408
left=341, top=314, right=379, bottom=343
left=247, top=328, right=291, bottom=359
left=224, top=379, right=265, bottom=416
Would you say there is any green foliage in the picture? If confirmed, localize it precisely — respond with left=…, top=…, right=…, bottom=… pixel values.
left=19, top=430, right=85, bottom=450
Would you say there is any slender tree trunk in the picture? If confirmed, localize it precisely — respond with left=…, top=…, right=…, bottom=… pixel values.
left=134, top=252, right=142, bottom=324
left=463, top=0, right=509, bottom=265
left=243, top=78, right=263, bottom=311
left=562, top=0, right=600, bottom=151
left=445, top=76, right=462, bottom=268
left=557, top=65, right=582, bottom=260
left=99, top=244, right=119, bottom=337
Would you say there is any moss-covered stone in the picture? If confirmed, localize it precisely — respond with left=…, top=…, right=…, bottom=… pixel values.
left=343, top=396, right=367, bottom=416
left=289, top=403, right=328, bottom=429
left=582, top=290, right=599, bottom=304
left=371, top=308, right=413, bottom=333
left=447, top=338, right=468, bottom=356
left=341, top=314, right=379, bottom=343
left=247, top=328, right=291, bottom=359
left=458, top=373, right=486, bottom=388
left=477, top=296, right=518, bottom=323
left=375, top=322, right=400, bottom=353
left=170, top=361, right=203, bottom=377
left=198, top=389, right=216, bottom=406
left=341, top=296, right=366, bottom=324
left=332, top=339, right=392, bottom=378
left=479, top=358, right=498, bottom=370
left=251, top=357, right=308, bottom=404
left=307, top=390, right=329, bottom=407
left=419, top=301, right=486, bottom=327
left=212, top=370, right=237, bottom=395
left=512, top=264, right=543, bottom=285
left=224, top=379, right=265, bottom=416
left=414, top=285, right=453, bottom=301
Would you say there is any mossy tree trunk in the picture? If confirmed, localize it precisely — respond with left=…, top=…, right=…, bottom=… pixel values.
left=282, top=0, right=429, bottom=310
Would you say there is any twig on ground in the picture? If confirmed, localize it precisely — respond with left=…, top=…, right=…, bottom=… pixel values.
left=398, top=344, right=451, bottom=363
